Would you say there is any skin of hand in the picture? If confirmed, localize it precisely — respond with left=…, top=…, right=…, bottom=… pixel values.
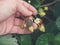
left=0, top=0, right=38, bottom=35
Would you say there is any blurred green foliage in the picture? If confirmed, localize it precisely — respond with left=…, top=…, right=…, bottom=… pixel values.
left=36, top=33, right=55, bottom=45
left=54, top=33, right=60, bottom=45
left=0, top=35, right=18, bottom=45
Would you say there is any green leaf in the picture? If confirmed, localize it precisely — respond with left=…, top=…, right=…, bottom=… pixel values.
left=16, top=35, right=32, bottom=45
left=51, top=2, right=60, bottom=18
left=36, top=33, right=55, bottom=45
left=0, top=35, right=18, bottom=45
left=30, top=0, right=40, bottom=8
left=54, top=33, right=60, bottom=45
left=56, top=16, right=60, bottom=30
left=0, top=34, right=13, bottom=38
left=46, top=22, right=58, bottom=34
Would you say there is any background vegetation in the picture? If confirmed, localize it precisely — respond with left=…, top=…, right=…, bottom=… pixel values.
left=0, top=0, right=60, bottom=45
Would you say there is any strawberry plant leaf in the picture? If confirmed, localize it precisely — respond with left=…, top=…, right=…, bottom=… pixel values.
left=56, top=16, right=60, bottom=31
left=46, top=22, right=58, bottom=34
left=54, top=33, right=60, bottom=45
left=36, top=33, right=55, bottom=45
left=0, top=35, right=18, bottom=45
left=16, top=35, right=31, bottom=45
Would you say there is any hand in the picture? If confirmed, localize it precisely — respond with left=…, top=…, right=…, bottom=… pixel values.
left=0, top=0, right=38, bottom=35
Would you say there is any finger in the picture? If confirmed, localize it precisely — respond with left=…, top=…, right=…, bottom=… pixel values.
left=29, top=16, right=33, bottom=21
left=33, top=23, right=38, bottom=30
left=29, top=16, right=37, bottom=29
left=13, top=16, right=37, bottom=34
left=11, top=20, right=37, bottom=34
left=18, top=4, right=32, bottom=16
left=15, top=12, right=25, bottom=26
left=10, top=26, right=31, bottom=34
left=15, top=11, right=20, bottom=17
left=23, top=1, right=38, bottom=15
left=10, top=21, right=38, bottom=34
left=11, top=23, right=37, bottom=34
left=15, top=17, right=38, bottom=30
left=14, top=18, right=25, bottom=26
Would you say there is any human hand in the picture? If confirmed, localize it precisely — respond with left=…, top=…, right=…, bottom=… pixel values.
left=0, top=0, right=38, bottom=35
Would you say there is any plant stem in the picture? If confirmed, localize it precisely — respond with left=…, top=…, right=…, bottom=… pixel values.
left=40, top=0, right=60, bottom=7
